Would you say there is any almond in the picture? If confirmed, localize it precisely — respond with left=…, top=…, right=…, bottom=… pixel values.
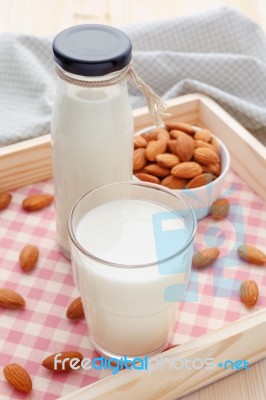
left=194, top=140, right=218, bottom=153
left=240, top=280, right=259, bottom=307
left=186, top=173, right=214, bottom=189
left=141, top=130, right=158, bottom=141
left=211, top=136, right=221, bottom=153
left=171, top=162, right=202, bottom=179
left=194, top=147, right=220, bottom=165
left=165, top=121, right=195, bottom=135
left=169, top=130, right=187, bottom=139
left=193, top=247, right=220, bottom=269
left=66, top=297, right=85, bottom=320
left=156, top=153, right=180, bottom=168
left=135, top=173, right=160, bottom=184
left=133, top=148, right=147, bottom=171
left=237, top=244, right=266, bottom=266
left=0, top=192, right=12, bottom=210
left=145, top=140, right=167, bottom=162
left=167, top=139, right=178, bottom=155
left=0, top=288, right=25, bottom=308
left=42, top=351, right=83, bottom=372
left=211, top=198, right=230, bottom=220
left=144, top=164, right=170, bottom=178
left=4, top=363, right=32, bottom=393
left=194, top=129, right=212, bottom=142
left=22, top=194, right=54, bottom=211
left=176, top=133, right=195, bottom=162
left=157, top=128, right=170, bottom=142
left=161, top=175, right=187, bottom=189
left=134, top=135, right=147, bottom=149
left=19, top=245, right=39, bottom=272
left=201, top=163, right=221, bottom=176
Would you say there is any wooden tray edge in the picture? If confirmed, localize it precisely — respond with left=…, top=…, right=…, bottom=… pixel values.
left=58, top=309, right=266, bottom=400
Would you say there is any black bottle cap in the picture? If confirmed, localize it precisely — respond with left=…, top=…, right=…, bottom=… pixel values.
left=53, top=24, right=132, bottom=77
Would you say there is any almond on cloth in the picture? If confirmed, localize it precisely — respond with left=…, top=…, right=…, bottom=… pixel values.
left=186, top=173, right=214, bottom=189
left=211, top=198, right=230, bottom=219
left=237, top=244, right=266, bottom=266
left=193, top=248, right=220, bottom=269
left=240, top=280, right=259, bottom=307
left=19, top=245, right=39, bottom=272
left=4, top=363, right=32, bottom=393
left=66, top=297, right=85, bottom=320
left=0, top=192, right=12, bottom=210
left=42, top=351, right=83, bottom=372
left=0, top=288, right=25, bottom=309
left=22, top=194, right=54, bottom=211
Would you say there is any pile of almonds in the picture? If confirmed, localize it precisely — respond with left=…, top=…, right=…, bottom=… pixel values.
left=133, top=121, right=221, bottom=189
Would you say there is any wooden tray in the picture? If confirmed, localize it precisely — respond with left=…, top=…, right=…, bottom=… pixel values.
left=1, top=94, right=266, bottom=400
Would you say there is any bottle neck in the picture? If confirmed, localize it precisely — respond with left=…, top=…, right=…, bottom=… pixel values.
left=56, top=64, right=129, bottom=86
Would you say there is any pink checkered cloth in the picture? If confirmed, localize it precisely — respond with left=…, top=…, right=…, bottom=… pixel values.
left=0, top=170, right=266, bottom=399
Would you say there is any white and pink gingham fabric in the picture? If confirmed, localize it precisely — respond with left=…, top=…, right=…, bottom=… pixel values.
left=0, top=170, right=266, bottom=399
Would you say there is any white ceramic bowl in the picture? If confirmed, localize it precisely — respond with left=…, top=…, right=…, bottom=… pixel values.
left=133, top=126, right=230, bottom=220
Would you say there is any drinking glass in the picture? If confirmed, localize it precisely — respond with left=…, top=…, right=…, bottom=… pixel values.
left=68, top=181, right=197, bottom=359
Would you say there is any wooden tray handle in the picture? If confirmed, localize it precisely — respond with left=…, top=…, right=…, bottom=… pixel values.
left=58, top=308, right=266, bottom=400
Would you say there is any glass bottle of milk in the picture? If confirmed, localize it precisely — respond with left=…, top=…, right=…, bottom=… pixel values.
left=51, top=25, right=134, bottom=258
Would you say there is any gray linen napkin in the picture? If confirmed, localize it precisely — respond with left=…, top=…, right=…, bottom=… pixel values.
left=0, top=7, right=266, bottom=147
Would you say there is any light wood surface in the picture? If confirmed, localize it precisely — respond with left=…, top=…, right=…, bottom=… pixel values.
left=0, top=135, right=52, bottom=193
left=1, top=94, right=266, bottom=400
left=182, top=360, right=266, bottom=400
left=0, top=0, right=265, bottom=35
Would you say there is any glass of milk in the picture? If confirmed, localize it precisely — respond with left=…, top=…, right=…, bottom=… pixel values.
left=68, top=181, right=197, bottom=359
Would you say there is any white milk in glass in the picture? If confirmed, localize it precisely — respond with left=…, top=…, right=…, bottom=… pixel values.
left=72, top=199, right=193, bottom=357
left=51, top=81, right=133, bottom=256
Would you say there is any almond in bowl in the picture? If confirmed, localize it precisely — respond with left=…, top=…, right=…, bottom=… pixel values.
left=133, top=122, right=230, bottom=220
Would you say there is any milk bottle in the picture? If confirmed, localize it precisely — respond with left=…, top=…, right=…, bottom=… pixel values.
left=52, top=25, right=134, bottom=258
